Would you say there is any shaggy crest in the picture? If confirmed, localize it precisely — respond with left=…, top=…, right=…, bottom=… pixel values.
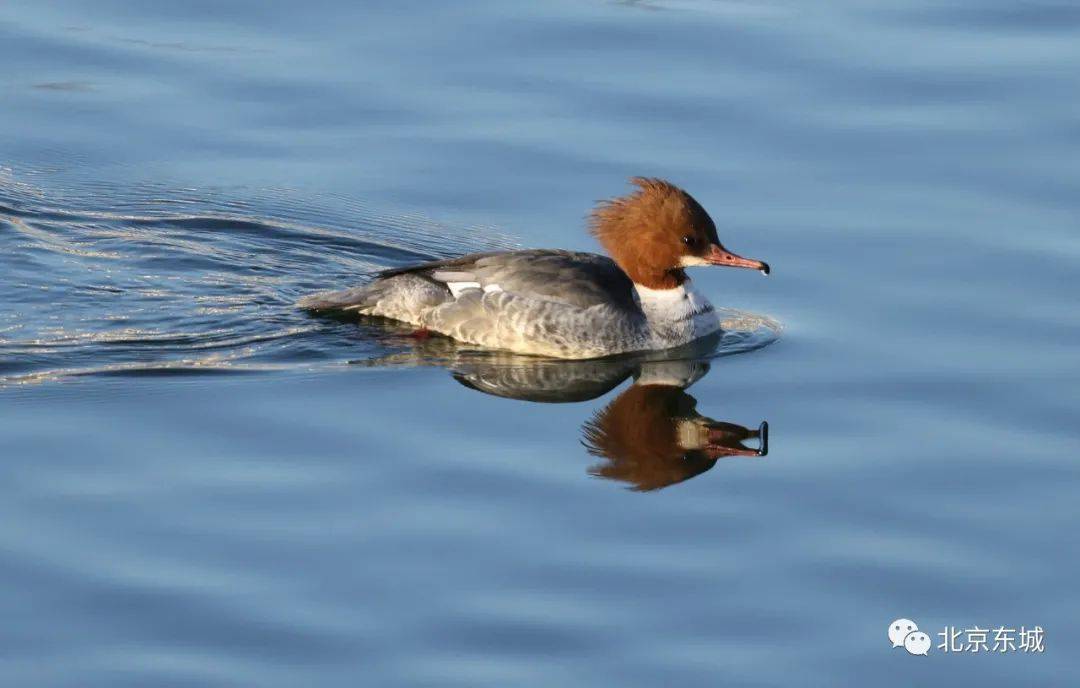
left=588, top=177, right=720, bottom=289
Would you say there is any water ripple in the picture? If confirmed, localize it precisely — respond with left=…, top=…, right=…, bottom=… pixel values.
left=0, top=172, right=521, bottom=386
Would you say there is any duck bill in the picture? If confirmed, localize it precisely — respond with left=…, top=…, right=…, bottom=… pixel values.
left=705, top=244, right=770, bottom=275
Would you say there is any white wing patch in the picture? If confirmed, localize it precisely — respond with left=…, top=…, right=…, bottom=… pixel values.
left=446, top=281, right=481, bottom=298
left=432, top=270, right=502, bottom=299
left=432, top=270, right=474, bottom=282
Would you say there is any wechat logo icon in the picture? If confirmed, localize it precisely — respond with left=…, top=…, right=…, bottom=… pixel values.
left=889, top=618, right=930, bottom=656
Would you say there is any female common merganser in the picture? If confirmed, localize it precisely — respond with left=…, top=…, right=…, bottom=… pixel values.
left=299, top=178, right=770, bottom=359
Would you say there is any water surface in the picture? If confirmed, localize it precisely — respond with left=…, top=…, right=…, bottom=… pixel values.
left=1, top=1, right=1078, bottom=685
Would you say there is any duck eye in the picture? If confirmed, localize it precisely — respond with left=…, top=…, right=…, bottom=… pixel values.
left=682, top=235, right=696, bottom=247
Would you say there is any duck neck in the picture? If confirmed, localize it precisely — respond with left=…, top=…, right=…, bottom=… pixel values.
left=633, top=279, right=719, bottom=344
left=624, top=266, right=686, bottom=291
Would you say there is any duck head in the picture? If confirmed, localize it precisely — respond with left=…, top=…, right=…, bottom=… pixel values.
left=589, top=177, right=770, bottom=290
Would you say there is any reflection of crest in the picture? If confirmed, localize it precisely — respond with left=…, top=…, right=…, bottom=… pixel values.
left=583, top=384, right=766, bottom=491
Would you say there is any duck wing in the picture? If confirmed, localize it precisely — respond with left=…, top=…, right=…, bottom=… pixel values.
left=299, top=250, right=646, bottom=358
left=378, top=249, right=639, bottom=311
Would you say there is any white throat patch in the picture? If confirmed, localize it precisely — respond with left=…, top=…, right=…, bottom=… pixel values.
left=633, top=280, right=720, bottom=346
left=678, top=255, right=710, bottom=267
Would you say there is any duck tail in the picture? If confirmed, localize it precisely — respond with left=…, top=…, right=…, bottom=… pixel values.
left=296, top=284, right=381, bottom=312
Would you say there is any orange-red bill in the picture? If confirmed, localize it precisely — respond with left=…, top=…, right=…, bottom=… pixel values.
left=706, top=244, right=770, bottom=275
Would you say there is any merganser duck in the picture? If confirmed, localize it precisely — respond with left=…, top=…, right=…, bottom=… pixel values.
left=299, top=178, right=770, bottom=359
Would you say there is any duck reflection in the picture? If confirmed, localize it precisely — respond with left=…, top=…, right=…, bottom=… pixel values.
left=581, top=372, right=767, bottom=491
left=356, top=330, right=769, bottom=491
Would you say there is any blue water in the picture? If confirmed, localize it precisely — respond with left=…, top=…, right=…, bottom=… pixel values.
left=2, top=1, right=1078, bottom=685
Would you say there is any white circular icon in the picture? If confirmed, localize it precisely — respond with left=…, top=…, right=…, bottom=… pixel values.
left=904, top=631, right=931, bottom=656
left=888, top=618, right=918, bottom=648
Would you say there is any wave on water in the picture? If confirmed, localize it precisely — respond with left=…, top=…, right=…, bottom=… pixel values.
left=0, top=169, right=779, bottom=387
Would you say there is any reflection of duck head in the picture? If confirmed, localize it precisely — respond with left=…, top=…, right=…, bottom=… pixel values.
left=581, top=363, right=766, bottom=491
